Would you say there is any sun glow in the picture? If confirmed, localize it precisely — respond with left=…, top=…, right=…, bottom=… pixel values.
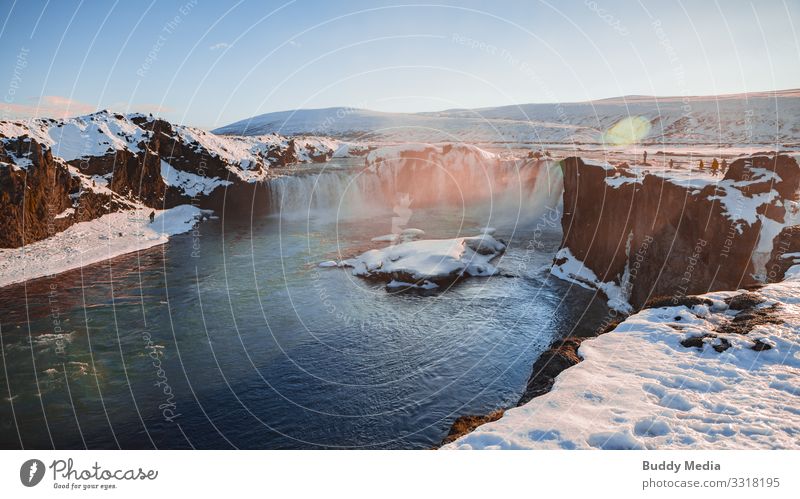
left=603, top=116, right=652, bottom=146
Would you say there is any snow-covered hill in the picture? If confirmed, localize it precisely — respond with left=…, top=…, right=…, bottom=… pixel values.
left=214, top=89, right=800, bottom=146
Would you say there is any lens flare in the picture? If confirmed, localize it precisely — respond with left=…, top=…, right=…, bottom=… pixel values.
left=603, top=116, right=652, bottom=146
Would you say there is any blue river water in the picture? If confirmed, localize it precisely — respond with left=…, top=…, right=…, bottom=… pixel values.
left=0, top=168, right=607, bottom=449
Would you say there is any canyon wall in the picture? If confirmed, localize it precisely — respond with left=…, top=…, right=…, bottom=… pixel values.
left=554, top=155, right=800, bottom=310
left=0, top=112, right=363, bottom=248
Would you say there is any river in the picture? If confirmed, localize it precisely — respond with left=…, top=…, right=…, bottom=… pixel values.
left=0, top=158, right=608, bottom=449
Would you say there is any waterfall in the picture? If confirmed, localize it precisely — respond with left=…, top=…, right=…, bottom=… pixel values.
left=266, top=146, right=563, bottom=226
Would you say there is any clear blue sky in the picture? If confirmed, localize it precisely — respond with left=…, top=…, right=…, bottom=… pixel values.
left=1, top=0, right=798, bottom=128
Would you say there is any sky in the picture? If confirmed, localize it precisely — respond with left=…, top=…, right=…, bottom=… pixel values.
left=1, top=0, right=798, bottom=129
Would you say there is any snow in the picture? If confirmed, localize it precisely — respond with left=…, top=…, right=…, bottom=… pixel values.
left=331, top=142, right=369, bottom=158
left=0, top=112, right=150, bottom=162
left=175, top=124, right=268, bottom=168
left=212, top=90, right=800, bottom=146
left=175, top=125, right=351, bottom=178
left=708, top=184, right=779, bottom=230
left=371, top=234, right=399, bottom=243
left=582, top=159, right=616, bottom=171
left=551, top=247, right=633, bottom=313
left=48, top=114, right=147, bottom=161
left=604, top=173, right=642, bottom=188
left=0, top=205, right=205, bottom=288
left=54, top=207, right=75, bottom=219
left=339, top=234, right=506, bottom=288
left=446, top=266, right=800, bottom=450
left=0, top=111, right=369, bottom=186
left=650, top=167, right=720, bottom=189
left=160, top=160, right=232, bottom=197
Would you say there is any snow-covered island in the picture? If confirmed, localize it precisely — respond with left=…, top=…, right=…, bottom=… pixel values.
left=328, top=231, right=506, bottom=290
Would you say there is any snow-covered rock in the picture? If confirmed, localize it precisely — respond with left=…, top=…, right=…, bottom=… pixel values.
left=0, top=110, right=370, bottom=249
left=554, top=155, right=800, bottom=309
left=339, top=233, right=506, bottom=289
left=551, top=247, right=632, bottom=313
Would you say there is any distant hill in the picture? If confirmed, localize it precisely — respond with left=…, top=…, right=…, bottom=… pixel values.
left=213, top=89, right=800, bottom=146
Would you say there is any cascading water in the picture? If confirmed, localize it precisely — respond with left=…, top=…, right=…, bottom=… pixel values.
left=267, top=170, right=386, bottom=220
left=266, top=144, right=563, bottom=227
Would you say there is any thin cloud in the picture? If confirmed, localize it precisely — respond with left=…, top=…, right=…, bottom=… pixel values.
left=209, top=42, right=231, bottom=51
left=0, top=95, right=96, bottom=120
left=0, top=97, right=176, bottom=120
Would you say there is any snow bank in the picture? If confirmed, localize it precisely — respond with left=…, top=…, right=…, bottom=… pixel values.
left=0, top=205, right=205, bottom=288
left=339, top=234, right=506, bottom=289
left=160, top=160, right=232, bottom=196
left=551, top=247, right=632, bottom=313
left=446, top=266, right=800, bottom=450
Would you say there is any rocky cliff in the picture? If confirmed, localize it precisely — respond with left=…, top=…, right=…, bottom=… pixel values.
left=0, top=111, right=367, bottom=248
left=553, top=154, right=800, bottom=311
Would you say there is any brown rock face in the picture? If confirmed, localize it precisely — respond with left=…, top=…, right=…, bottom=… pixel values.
left=517, top=337, right=584, bottom=405
left=0, top=138, right=76, bottom=247
left=440, top=410, right=505, bottom=447
left=0, top=137, right=123, bottom=248
left=765, top=225, right=800, bottom=282
left=558, top=155, right=799, bottom=309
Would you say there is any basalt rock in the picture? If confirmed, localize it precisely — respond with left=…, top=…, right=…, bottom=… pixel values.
left=0, top=138, right=76, bottom=247
left=517, top=337, right=585, bottom=405
left=557, top=155, right=799, bottom=309
left=765, top=225, right=800, bottom=282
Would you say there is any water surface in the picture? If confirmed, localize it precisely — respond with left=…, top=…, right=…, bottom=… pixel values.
left=0, top=165, right=608, bottom=449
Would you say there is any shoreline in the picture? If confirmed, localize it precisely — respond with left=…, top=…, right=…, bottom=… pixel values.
left=442, top=271, right=800, bottom=449
left=0, top=204, right=205, bottom=289
left=438, top=332, right=602, bottom=448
